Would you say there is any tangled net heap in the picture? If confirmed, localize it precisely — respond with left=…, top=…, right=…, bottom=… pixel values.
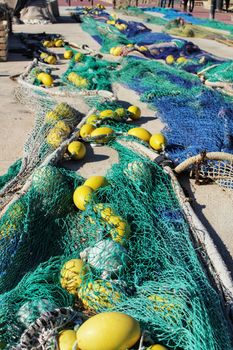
left=0, top=6, right=232, bottom=350
left=0, top=139, right=232, bottom=349
left=113, top=57, right=233, bottom=163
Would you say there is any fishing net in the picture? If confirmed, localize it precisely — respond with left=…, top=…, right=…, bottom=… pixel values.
left=117, top=7, right=167, bottom=26
left=80, top=15, right=227, bottom=77
left=0, top=164, right=83, bottom=294
left=198, top=61, right=233, bottom=84
left=0, top=140, right=232, bottom=349
left=112, top=57, right=233, bottom=163
left=142, top=7, right=233, bottom=35
left=164, top=18, right=233, bottom=44
left=0, top=257, right=74, bottom=347
left=61, top=47, right=119, bottom=92
left=0, top=7, right=232, bottom=350
left=0, top=159, right=22, bottom=191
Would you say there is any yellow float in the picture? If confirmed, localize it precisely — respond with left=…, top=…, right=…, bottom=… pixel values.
left=76, top=312, right=141, bottom=350
left=60, top=259, right=87, bottom=295
left=128, top=127, right=152, bottom=142
left=73, top=185, right=93, bottom=211
left=68, top=141, right=86, bottom=160
left=84, top=176, right=108, bottom=191
left=127, top=105, right=141, bottom=120
left=149, top=134, right=166, bottom=151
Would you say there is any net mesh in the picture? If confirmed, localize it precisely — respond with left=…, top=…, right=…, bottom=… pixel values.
left=140, top=7, right=233, bottom=35
left=0, top=8, right=233, bottom=350
left=112, top=57, right=233, bottom=163
left=0, top=160, right=22, bottom=191
left=0, top=142, right=232, bottom=349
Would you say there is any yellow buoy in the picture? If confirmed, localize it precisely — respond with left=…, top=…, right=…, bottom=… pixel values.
left=93, top=203, right=114, bottom=221
left=60, top=259, right=87, bottom=295
left=99, top=109, right=115, bottom=119
left=84, top=176, right=108, bottom=191
left=78, top=280, right=122, bottom=310
left=40, top=52, right=48, bottom=59
left=54, top=121, right=71, bottom=134
left=68, top=141, right=86, bottom=160
left=147, top=345, right=168, bottom=350
left=86, top=114, right=100, bottom=125
left=109, top=47, right=116, bottom=55
left=45, top=56, right=57, bottom=65
left=64, top=50, right=73, bottom=59
left=43, top=40, right=51, bottom=48
left=108, top=215, right=130, bottom=244
left=76, top=312, right=141, bottom=350
left=38, top=73, right=53, bottom=87
left=115, top=108, right=126, bottom=119
left=74, top=52, right=83, bottom=62
left=176, top=56, right=187, bottom=64
left=37, top=72, right=47, bottom=81
left=45, top=111, right=60, bottom=124
left=73, top=185, right=93, bottom=210
left=165, top=55, right=175, bottom=65
left=112, top=47, right=123, bottom=56
left=47, top=128, right=66, bottom=148
left=58, top=330, right=76, bottom=350
left=128, top=127, right=152, bottom=142
left=90, top=126, right=114, bottom=143
left=54, top=39, right=64, bottom=47
left=149, top=133, right=167, bottom=151
left=80, top=124, right=95, bottom=138
left=127, top=106, right=141, bottom=120
left=138, top=46, right=148, bottom=51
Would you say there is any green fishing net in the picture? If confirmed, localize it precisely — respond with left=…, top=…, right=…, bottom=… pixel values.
left=0, top=135, right=232, bottom=349
left=118, top=7, right=168, bottom=26
left=199, top=61, right=233, bottom=83
left=62, top=47, right=118, bottom=92
left=164, top=20, right=232, bottom=41
left=0, top=159, right=22, bottom=191
left=81, top=16, right=133, bottom=53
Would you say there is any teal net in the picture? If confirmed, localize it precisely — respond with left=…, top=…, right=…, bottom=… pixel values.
left=61, top=47, right=118, bottom=92
left=0, top=141, right=232, bottom=349
left=198, top=61, right=233, bottom=83
left=0, top=8, right=232, bottom=350
left=0, top=159, right=22, bottom=191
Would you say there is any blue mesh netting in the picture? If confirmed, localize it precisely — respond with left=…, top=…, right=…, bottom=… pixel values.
left=113, top=57, right=233, bottom=163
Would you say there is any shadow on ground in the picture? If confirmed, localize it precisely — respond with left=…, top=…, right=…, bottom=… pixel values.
left=180, top=174, right=233, bottom=279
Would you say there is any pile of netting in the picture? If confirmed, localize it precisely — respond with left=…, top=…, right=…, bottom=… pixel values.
left=198, top=61, right=233, bottom=84
left=141, top=7, right=233, bottom=35
left=80, top=15, right=228, bottom=76
left=112, top=57, right=233, bottom=163
left=164, top=18, right=233, bottom=44
left=61, top=48, right=119, bottom=92
left=0, top=138, right=232, bottom=349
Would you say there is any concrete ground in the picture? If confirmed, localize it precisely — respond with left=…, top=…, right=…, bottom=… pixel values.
left=0, top=7, right=232, bottom=274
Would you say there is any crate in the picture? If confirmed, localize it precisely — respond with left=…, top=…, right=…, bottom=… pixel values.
left=0, top=20, right=8, bottom=61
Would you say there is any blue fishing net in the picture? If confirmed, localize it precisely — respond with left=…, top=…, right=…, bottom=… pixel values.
left=113, top=57, right=233, bottom=163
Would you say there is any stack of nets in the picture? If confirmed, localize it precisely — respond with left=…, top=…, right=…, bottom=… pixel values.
left=0, top=7, right=232, bottom=350
left=164, top=19, right=233, bottom=45
left=81, top=15, right=228, bottom=76
left=0, top=140, right=232, bottom=349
